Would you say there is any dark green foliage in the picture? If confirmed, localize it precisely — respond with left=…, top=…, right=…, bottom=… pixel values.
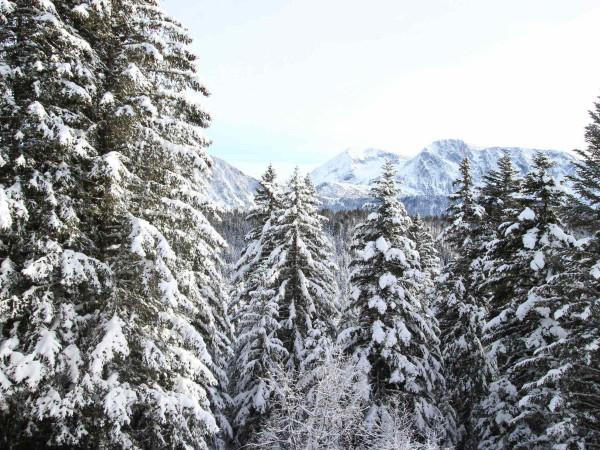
left=479, top=152, right=522, bottom=229
left=568, top=97, right=600, bottom=229
left=438, top=158, right=490, bottom=449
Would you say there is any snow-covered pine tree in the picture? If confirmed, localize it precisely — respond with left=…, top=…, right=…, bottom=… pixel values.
left=263, top=169, right=339, bottom=374
left=437, top=157, right=490, bottom=449
left=0, top=0, right=114, bottom=446
left=441, top=158, right=485, bottom=251
left=230, top=264, right=287, bottom=444
left=230, top=166, right=283, bottom=443
left=339, top=160, right=453, bottom=443
left=302, top=173, right=320, bottom=212
left=231, top=164, right=281, bottom=315
left=522, top=98, right=600, bottom=447
left=231, top=169, right=338, bottom=444
left=476, top=153, right=576, bottom=449
left=479, top=152, right=522, bottom=230
left=568, top=96, right=600, bottom=228
left=250, top=164, right=280, bottom=227
left=409, top=215, right=440, bottom=312
left=410, top=215, right=440, bottom=281
left=296, top=173, right=340, bottom=379
left=74, top=1, right=232, bottom=447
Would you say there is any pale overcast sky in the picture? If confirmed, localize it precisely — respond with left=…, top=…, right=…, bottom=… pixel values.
left=164, top=0, right=600, bottom=178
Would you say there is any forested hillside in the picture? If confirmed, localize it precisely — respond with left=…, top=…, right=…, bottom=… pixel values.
left=220, top=133, right=600, bottom=448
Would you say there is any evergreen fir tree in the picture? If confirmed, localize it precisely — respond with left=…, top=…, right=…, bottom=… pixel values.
left=230, top=166, right=283, bottom=444
left=296, top=174, right=340, bottom=378
left=339, top=161, right=453, bottom=443
left=409, top=216, right=441, bottom=317
left=442, top=158, right=486, bottom=250
left=88, top=1, right=233, bottom=446
left=250, top=164, right=281, bottom=230
left=263, top=169, right=338, bottom=372
left=568, top=96, right=600, bottom=229
left=438, top=158, right=490, bottom=449
left=0, top=0, right=112, bottom=446
left=410, top=215, right=440, bottom=281
left=231, top=164, right=281, bottom=315
left=231, top=168, right=338, bottom=444
left=523, top=99, right=600, bottom=446
left=476, top=153, right=575, bottom=449
left=479, top=152, right=522, bottom=230
left=1, top=0, right=233, bottom=447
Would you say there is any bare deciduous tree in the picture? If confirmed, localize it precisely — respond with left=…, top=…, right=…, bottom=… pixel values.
left=246, top=348, right=439, bottom=450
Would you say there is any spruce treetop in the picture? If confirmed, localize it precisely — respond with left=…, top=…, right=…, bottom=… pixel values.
left=248, top=164, right=280, bottom=228
left=480, top=152, right=522, bottom=226
left=522, top=152, right=563, bottom=226
left=443, top=157, right=485, bottom=252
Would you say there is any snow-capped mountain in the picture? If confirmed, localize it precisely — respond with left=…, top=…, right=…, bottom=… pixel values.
left=207, top=140, right=577, bottom=216
left=311, top=147, right=408, bottom=186
left=311, top=139, right=577, bottom=216
left=207, top=157, right=259, bottom=210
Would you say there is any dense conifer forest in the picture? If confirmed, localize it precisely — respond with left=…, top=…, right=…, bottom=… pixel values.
left=0, top=0, right=598, bottom=448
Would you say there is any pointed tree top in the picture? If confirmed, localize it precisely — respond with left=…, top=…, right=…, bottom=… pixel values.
left=263, top=164, right=277, bottom=182
left=290, top=166, right=301, bottom=182
left=584, top=96, right=600, bottom=150
left=531, top=152, right=555, bottom=172
left=371, top=159, right=399, bottom=199
left=456, top=158, right=473, bottom=188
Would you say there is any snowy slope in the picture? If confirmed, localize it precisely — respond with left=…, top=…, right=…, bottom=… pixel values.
left=207, top=157, right=259, bottom=210
left=311, top=147, right=408, bottom=186
left=311, top=139, right=577, bottom=216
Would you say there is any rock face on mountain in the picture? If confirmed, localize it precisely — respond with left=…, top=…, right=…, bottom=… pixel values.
left=310, top=139, right=576, bottom=216
left=207, top=157, right=259, bottom=211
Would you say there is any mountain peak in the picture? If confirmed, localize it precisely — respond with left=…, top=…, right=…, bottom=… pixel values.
left=429, top=138, right=468, bottom=147
left=311, top=147, right=406, bottom=187
left=422, top=139, right=470, bottom=159
left=343, top=147, right=395, bottom=160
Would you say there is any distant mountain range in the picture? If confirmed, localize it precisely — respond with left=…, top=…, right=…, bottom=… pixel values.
left=207, top=139, right=577, bottom=216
